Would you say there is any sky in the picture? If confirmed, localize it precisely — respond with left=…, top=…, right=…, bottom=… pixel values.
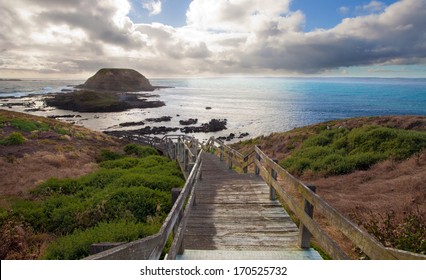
left=0, top=0, right=425, bottom=79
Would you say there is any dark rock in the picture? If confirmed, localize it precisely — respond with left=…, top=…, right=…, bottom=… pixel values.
left=219, top=132, right=249, bottom=141
left=1, top=103, right=25, bottom=107
left=180, top=119, right=227, bottom=133
left=48, top=114, right=82, bottom=119
left=61, top=89, right=73, bottom=92
left=179, top=118, right=198, bottom=126
left=24, top=108, right=46, bottom=112
left=205, top=107, right=212, bottom=110
left=45, top=90, right=165, bottom=113
left=145, top=116, right=172, bottom=123
left=119, top=121, right=145, bottom=127
left=105, top=126, right=179, bottom=137
left=82, top=68, right=154, bottom=92
left=0, top=78, right=22, bottom=81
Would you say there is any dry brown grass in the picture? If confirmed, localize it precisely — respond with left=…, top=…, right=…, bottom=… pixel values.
left=310, top=150, right=426, bottom=217
left=0, top=110, right=123, bottom=207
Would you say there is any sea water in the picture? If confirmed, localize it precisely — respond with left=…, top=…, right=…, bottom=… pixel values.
left=1, top=77, right=426, bottom=142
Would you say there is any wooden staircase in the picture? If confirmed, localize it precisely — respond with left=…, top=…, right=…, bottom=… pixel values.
left=177, top=153, right=322, bottom=260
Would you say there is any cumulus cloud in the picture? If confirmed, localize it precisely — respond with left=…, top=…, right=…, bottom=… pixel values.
left=0, top=0, right=425, bottom=78
left=142, top=0, right=162, bottom=16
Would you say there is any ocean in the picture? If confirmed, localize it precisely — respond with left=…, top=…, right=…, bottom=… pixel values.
left=1, top=77, right=426, bottom=142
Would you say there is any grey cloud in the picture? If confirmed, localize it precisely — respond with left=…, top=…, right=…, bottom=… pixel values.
left=233, top=0, right=426, bottom=74
left=1, top=0, right=425, bottom=78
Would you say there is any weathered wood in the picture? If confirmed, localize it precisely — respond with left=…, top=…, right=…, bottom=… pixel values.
left=172, top=188, right=183, bottom=237
left=386, top=247, right=426, bottom=260
left=167, top=161, right=202, bottom=259
left=298, top=185, right=316, bottom=249
left=256, top=158, right=349, bottom=259
left=183, top=153, right=302, bottom=253
left=90, top=242, right=126, bottom=255
left=270, top=159, right=278, bottom=201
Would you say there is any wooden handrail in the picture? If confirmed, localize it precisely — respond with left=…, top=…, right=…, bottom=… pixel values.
left=167, top=153, right=203, bottom=259
left=204, top=138, right=426, bottom=260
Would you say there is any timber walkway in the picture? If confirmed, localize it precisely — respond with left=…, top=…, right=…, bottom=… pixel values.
left=179, top=152, right=321, bottom=259
left=86, top=135, right=426, bottom=260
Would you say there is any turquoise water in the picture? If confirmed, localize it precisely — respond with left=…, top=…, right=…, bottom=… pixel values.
left=1, top=77, right=426, bottom=141
left=148, top=77, right=426, bottom=139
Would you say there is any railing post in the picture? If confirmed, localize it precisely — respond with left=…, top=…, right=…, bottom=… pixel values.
left=298, top=185, right=316, bottom=249
left=243, top=155, right=248, bottom=174
left=228, top=151, right=233, bottom=169
left=176, top=137, right=181, bottom=162
left=188, top=154, right=196, bottom=172
left=270, top=159, right=278, bottom=201
left=255, top=147, right=261, bottom=176
left=184, top=148, right=189, bottom=171
left=219, top=145, right=224, bottom=161
left=180, top=141, right=185, bottom=163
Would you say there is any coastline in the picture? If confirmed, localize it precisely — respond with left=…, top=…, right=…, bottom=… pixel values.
left=1, top=77, right=426, bottom=143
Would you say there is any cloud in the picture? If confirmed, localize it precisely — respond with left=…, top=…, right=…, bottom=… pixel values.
left=0, top=0, right=425, bottom=78
left=338, top=6, right=350, bottom=15
left=142, top=0, right=162, bottom=16
left=356, top=1, right=387, bottom=14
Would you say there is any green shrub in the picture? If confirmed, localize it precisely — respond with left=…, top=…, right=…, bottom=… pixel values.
left=124, top=144, right=158, bottom=157
left=347, top=126, right=426, bottom=160
left=114, top=173, right=184, bottom=192
left=32, top=178, right=83, bottom=197
left=95, top=186, right=171, bottom=222
left=280, top=126, right=426, bottom=176
left=10, top=119, right=50, bottom=132
left=348, top=152, right=386, bottom=171
left=99, top=157, right=140, bottom=169
left=78, top=169, right=126, bottom=190
left=99, top=149, right=124, bottom=161
left=43, top=220, right=159, bottom=259
left=0, top=132, right=27, bottom=145
left=53, top=126, right=70, bottom=135
left=5, top=151, right=183, bottom=259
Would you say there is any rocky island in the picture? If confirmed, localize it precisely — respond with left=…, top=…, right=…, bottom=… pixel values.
left=46, top=68, right=165, bottom=112
left=80, top=68, right=155, bottom=92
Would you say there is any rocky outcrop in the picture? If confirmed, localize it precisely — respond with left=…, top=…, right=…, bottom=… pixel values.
left=46, top=90, right=164, bottom=113
left=82, top=68, right=155, bottom=92
left=180, top=119, right=227, bottom=134
left=145, top=116, right=172, bottom=123
left=180, top=118, right=198, bottom=125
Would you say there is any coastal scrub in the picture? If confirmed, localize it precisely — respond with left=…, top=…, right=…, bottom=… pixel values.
left=1, top=144, right=184, bottom=260
left=280, top=126, right=426, bottom=176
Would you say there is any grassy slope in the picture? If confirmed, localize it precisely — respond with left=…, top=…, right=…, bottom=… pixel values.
left=0, top=109, right=122, bottom=204
left=232, top=116, right=426, bottom=257
left=0, top=110, right=185, bottom=259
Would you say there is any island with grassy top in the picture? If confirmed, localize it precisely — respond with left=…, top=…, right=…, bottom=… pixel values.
left=46, top=68, right=167, bottom=113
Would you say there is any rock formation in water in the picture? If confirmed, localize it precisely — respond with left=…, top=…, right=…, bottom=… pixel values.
left=45, top=68, right=165, bottom=112
left=82, top=68, right=155, bottom=92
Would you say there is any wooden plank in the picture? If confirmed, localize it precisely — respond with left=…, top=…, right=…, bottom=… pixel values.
left=182, top=153, right=303, bottom=253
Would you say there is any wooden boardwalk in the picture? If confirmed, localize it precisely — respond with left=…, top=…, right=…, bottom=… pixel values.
left=178, top=153, right=322, bottom=260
